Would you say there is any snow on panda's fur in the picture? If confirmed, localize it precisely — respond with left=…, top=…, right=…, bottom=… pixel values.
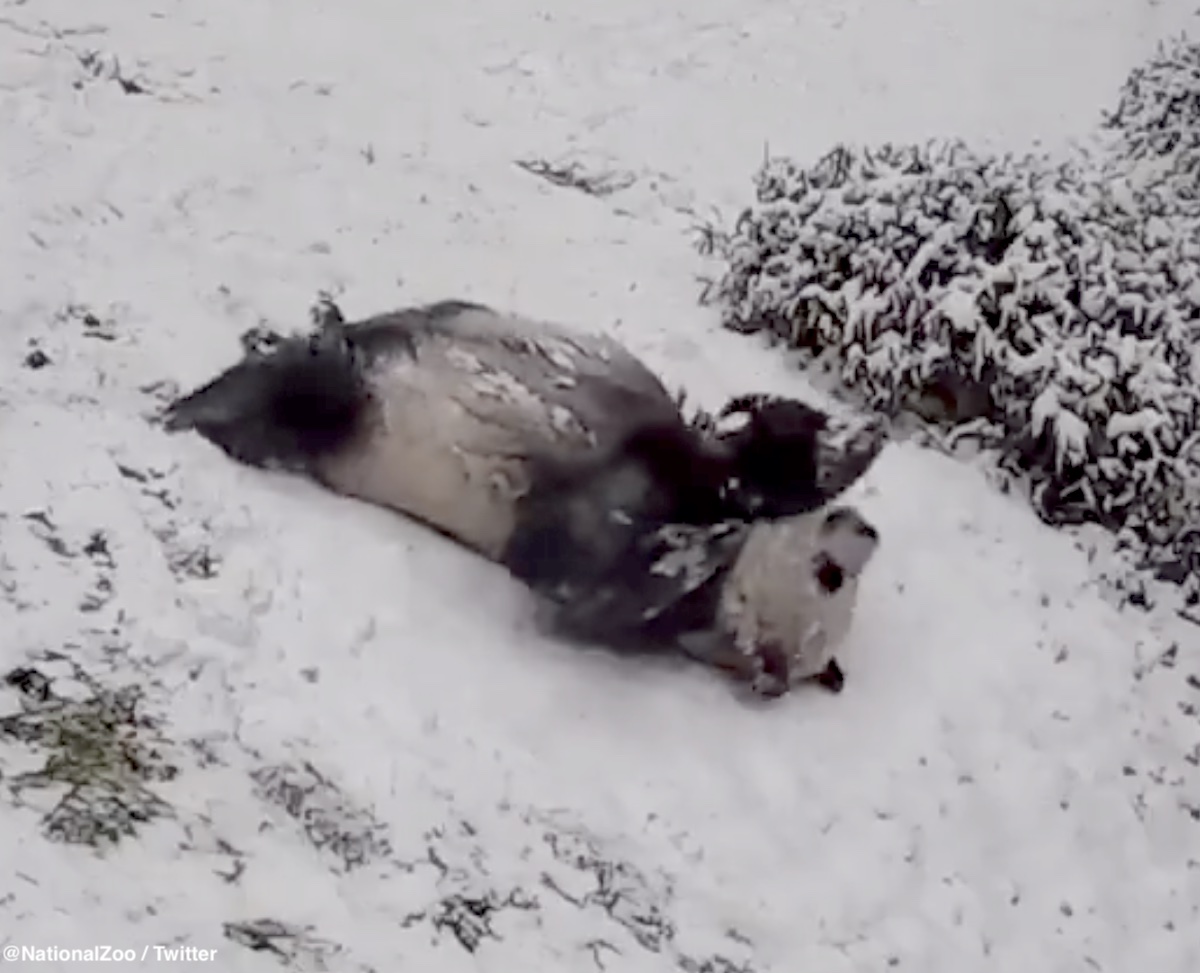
left=538, top=503, right=881, bottom=697
left=164, top=298, right=889, bottom=578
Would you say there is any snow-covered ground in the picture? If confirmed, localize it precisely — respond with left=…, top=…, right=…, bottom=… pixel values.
left=2, top=0, right=1199, bottom=969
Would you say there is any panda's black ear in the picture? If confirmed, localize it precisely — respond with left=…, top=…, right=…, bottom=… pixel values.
left=814, top=659, right=845, bottom=693
left=814, top=556, right=845, bottom=594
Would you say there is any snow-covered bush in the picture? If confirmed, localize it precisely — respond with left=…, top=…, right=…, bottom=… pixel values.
left=699, top=36, right=1200, bottom=602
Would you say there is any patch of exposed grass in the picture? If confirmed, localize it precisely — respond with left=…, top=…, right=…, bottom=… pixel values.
left=0, top=662, right=178, bottom=847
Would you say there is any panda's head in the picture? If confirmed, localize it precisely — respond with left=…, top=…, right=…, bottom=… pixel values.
left=716, top=502, right=880, bottom=698
left=811, top=505, right=880, bottom=595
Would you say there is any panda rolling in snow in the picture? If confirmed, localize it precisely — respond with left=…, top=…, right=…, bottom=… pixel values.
left=164, top=297, right=886, bottom=696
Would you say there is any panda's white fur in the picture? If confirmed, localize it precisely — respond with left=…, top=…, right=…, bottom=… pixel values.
left=314, top=308, right=652, bottom=559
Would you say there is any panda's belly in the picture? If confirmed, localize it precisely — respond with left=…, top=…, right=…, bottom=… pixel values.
left=314, top=343, right=599, bottom=560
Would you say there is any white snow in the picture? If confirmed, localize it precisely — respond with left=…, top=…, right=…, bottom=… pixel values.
left=2, top=1, right=1199, bottom=971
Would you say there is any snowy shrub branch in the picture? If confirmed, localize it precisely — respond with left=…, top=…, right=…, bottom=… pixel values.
left=698, top=35, right=1200, bottom=602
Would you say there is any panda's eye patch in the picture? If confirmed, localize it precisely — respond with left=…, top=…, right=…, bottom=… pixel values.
left=815, top=556, right=844, bottom=593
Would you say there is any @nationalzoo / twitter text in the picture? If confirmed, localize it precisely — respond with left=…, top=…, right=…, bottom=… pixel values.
left=3, top=944, right=217, bottom=963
